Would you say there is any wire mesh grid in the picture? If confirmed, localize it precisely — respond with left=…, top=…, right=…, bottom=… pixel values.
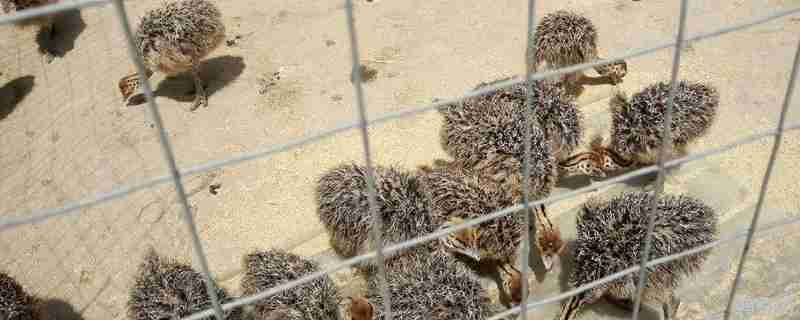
left=0, top=0, right=799, bottom=320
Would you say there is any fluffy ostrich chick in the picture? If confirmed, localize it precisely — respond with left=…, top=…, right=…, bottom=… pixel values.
left=128, top=248, right=241, bottom=320
left=241, top=249, right=341, bottom=320
left=347, top=247, right=505, bottom=320
left=118, top=0, right=225, bottom=111
left=556, top=191, right=717, bottom=320
left=315, top=163, right=439, bottom=270
left=439, top=78, right=577, bottom=198
left=1, top=0, right=59, bottom=63
left=529, top=10, right=628, bottom=94
left=417, top=163, right=566, bottom=306
left=559, top=80, right=718, bottom=178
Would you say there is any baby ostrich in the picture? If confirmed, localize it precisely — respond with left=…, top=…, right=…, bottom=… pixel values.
left=439, top=78, right=573, bottom=198
left=118, top=0, right=225, bottom=111
left=1, top=0, right=59, bottom=63
left=241, top=249, right=341, bottom=320
left=128, top=248, right=241, bottom=320
left=0, top=272, right=40, bottom=320
left=558, top=134, right=633, bottom=178
left=347, top=246, right=505, bottom=320
left=417, top=163, right=566, bottom=306
left=315, top=163, right=439, bottom=270
left=556, top=191, right=717, bottom=320
left=559, top=80, right=719, bottom=178
left=529, top=10, right=628, bottom=95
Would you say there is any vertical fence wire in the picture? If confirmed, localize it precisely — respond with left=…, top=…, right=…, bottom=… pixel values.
left=518, top=0, right=538, bottom=318
left=343, top=0, right=392, bottom=319
left=109, top=1, right=225, bottom=319
left=630, top=0, right=690, bottom=319
left=722, top=38, right=800, bottom=320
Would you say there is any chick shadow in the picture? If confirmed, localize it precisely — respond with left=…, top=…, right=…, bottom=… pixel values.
left=36, top=9, right=86, bottom=58
left=154, top=55, right=245, bottom=103
left=556, top=240, right=662, bottom=320
left=37, top=298, right=85, bottom=320
left=555, top=167, right=658, bottom=191
left=0, top=75, right=35, bottom=120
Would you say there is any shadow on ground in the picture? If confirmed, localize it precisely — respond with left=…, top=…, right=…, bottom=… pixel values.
left=154, top=55, right=246, bottom=104
left=38, top=298, right=85, bottom=320
left=37, top=9, right=86, bottom=58
left=0, top=76, right=35, bottom=120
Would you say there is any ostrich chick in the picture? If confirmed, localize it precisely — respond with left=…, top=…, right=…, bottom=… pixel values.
left=439, top=79, right=571, bottom=198
left=1, top=0, right=59, bottom=63
left=529, top=10, right=627, bottom=95
left=556, top=191, right=717, bottom=320
left=241, top=249, right=341, bottom=320
left=348, top=247, right=505, bottom=320
left=0, top=272, right=40, bottom=320
left=118, top=0, right=225, bottom=111
left=128, top=248, right=241, bottom=320
left=315, top=163, right=438, bottom=270
left=418, top=163, right=565, bottom=305
left=559, top=80, right=718, bottom=178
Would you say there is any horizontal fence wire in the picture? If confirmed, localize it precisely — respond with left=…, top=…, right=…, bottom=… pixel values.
left=2, top=5, right=800, bottom=231
left=2, top=2, right=800, bottom=320
left=0, top=0, right=111, bottom=25
left=180, top=123, right=800, bottom=320
left=178, top=206, right=800, bottom=320
left=486, top=213, right=800, bottom=320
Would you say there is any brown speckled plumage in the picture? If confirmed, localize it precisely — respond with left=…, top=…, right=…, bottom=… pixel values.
left=608, top=80, right=719, bottom=164
left=529, top=11, right=627, bottom=89
left=119, top=0, right=225, bottom=110
left=127, top=249, right=241, bottom=320
left=439, top=79, right=564, bottom=199
left=351, top=247, right=505, bottom=320
left=241, top=249, right=341, bottom=320
left=418, top=164, right=524, bottom=265
left=315, top=163, right=437, bottom=269
left=556, top=191, right=717, bottom=320
left=0, top=272, right=40, bottom=320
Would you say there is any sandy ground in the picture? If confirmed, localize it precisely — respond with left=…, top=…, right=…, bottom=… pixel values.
left=0, top=0, right=799, bottom=319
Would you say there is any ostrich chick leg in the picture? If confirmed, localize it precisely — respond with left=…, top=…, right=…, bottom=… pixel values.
left=190, top=66, right=208, bottom=111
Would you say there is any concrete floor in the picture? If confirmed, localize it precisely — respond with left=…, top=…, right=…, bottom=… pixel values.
left=0, top=0, right=799, bottom=319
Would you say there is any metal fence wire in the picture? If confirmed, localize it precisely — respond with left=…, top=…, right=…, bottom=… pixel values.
left=1, top=1, right=799, bottom=320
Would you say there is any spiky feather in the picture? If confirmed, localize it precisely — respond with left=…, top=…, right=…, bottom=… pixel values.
left=439, top=79, right=569, bottom=199
left=135, top=0, right=225, bottom=75
left=529, top=10, right=599, bottom=70
left=362, top=247, right=504, bottom=320
left=241, top=249, right=341, bottom=320
left=0, top=272, right=39, bottom=320
left=609, top=81, right=719, bottom=162
left=571, top=191, right=717, bottom=301
left=127, top=249, right=241, bottom=320
left=315, top=163, right=436, bottom=267
left=418, top=164, right=524, bottom=264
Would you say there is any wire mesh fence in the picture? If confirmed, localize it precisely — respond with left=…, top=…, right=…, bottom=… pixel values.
left=1, top=1, right=799, bottom=320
